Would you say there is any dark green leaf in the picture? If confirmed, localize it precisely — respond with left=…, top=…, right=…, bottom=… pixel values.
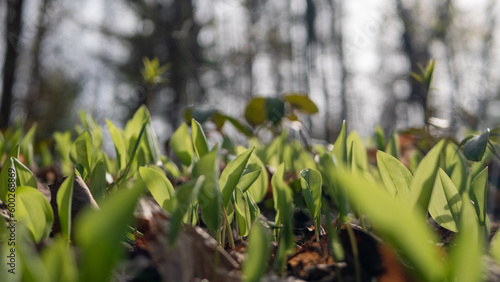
left=265, top=97, right=286, bottom=125
left=463, top=129, right=490, bottom=162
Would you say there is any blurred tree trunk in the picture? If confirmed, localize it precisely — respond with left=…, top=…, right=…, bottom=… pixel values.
left=1, top=0, right=25, bottom=128
left=167, top=0, right=205, bottom=126
left=395, top=0, right=430, bottom=125
left=25, top=0, right=52, bottom=128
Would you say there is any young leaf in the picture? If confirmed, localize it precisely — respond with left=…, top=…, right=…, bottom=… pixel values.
left=191, top=119, right=210, bottom=159
left=170, top=177, right=204, bottom=244
left=243, top=222, right=272, bottom=282
left=428, top=169, right=462, bottom=232
left=331, top=120, right=347, bottom=163
left=219, top=147, right=254, bottom=207
left=409, top=140, right=445, bottom=217
left=448, top=193, right=483, bottom=282
left=0, top=145, right=19, bottom=201
left=16, top=186, right=54, bottom=242
left=57, top=173, right=75, bottom=241
left=75, top=179, right=145, bottom=282
left=237, top=146, right=268, bottom=203
left=443, top=143, right=467, bottom=194
left=238, top=163, right=262, bottom=193
left=470, top=167, right=488, bottom=225
left=235, top=187, right=252, bottom=237
left=377, top=150, right=412, bottom=200
left=300, top=168, right=322, bottom=224
left=139, top=166, right=176, bottom=213
left=41, top=236, right=78, bottom=282
left=70, top=131, right=93, bottom=174
left=333, top=168, right=446, bottom=281
left=385, top=132, right=400, bottom=159
left=144, top=123, right=161, bottom=164
left=272, top=163, right=295, bottom=275
left=192, top=148, right=222, bottom=232
left=374, top=125, right=385, bottom=151
left=169, top=123, right=194, bottom=166
left=20, top=123, right=37, bottom=166
left=106, top=119, right=128, bottom=171
left=463, top=129, right=490, bottom=162
left=347, top=131, right=368, bottom=171
left=13, top=158, right=37, bottom=189
left=89, top=160, right=107, bottom=204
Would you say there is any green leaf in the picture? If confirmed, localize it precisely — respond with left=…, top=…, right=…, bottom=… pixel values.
left=243, top=222, right=272, bottom=282
left=443, top=143, right=467, bottom=194
left=410, top=140, right=445, bottom=217
left=139, top=166, right=176, bottom=213
left=245, top=98, right=267, bottom=126
left=347, top=131, right=368, bottom=171
left=470, top=167, right=488, bottom=224
left=170, top=177, right=204, bottom=244
left=13, top=158, right=37, bottom=189
left=75, top=179, right=145, bottom=282
left=238, top=163, right=262, bottom=193
left=283, top=93, right=319, bottom=114
left=89, top=160, right=107, bottom=205
left=54, top=131, right=73, bottom=175
left=0, top=145, right=19, bottom=201
left=463, top=129, right=490, bottom=162
left=57, top=173, right=75, bottom=241
left=374, top=125, right=385, bottom=151
left=124, top=106, right=150, bottom=140
left=237, top=146, right=268, bottom=203
left=106, top=119, right=128, bottom=171
left=191, top=119, right=210, bottom=159
left=331, top=120, right=348, bottom=163
left=300, top=168, right=322, bottom=221
left=265, top=97, right=286, bottom=125
left=16, top=186, right=54, bottom=242
left=20, top=123, right=37, bottom=166
left=385, top=132, right=400, bottom=159
left=144, top=123, right=161, bottom=164
left=235, top=187, right=252, bottom=237
left=428, top=169, right=462, bottom=232
left=41, top=237, right=78, bottom=282
left=192, top=148, right=222, bottom=231
left=377, top=150, right=412, bottom=200
left=271, top=163, right=295, bottom=275
left=333, top=168, right=446, bottom=281
left=448, top=193, right=483, bottom=282
left=169, top=123, right=194, bottom=166
left=491, top=224, right=500, bottom=268
left=219, top=147, right=254, bottom=206
left=223, top=115, right=253, bottom=137
left=70, top=131, right=93, bottom=174
left=184, top=107, right=217, bottom=123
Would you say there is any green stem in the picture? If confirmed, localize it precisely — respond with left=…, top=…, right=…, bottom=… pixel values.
left=222, top=206, right=235, bottom=249
left=346, top=224, right=361, bottom=282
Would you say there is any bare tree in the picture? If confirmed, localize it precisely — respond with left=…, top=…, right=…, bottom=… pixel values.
left=1, top=0, right=25, bottom=128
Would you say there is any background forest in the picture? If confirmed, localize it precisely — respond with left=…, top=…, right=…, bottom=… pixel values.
left=1, top=0, right=500, bottom=144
